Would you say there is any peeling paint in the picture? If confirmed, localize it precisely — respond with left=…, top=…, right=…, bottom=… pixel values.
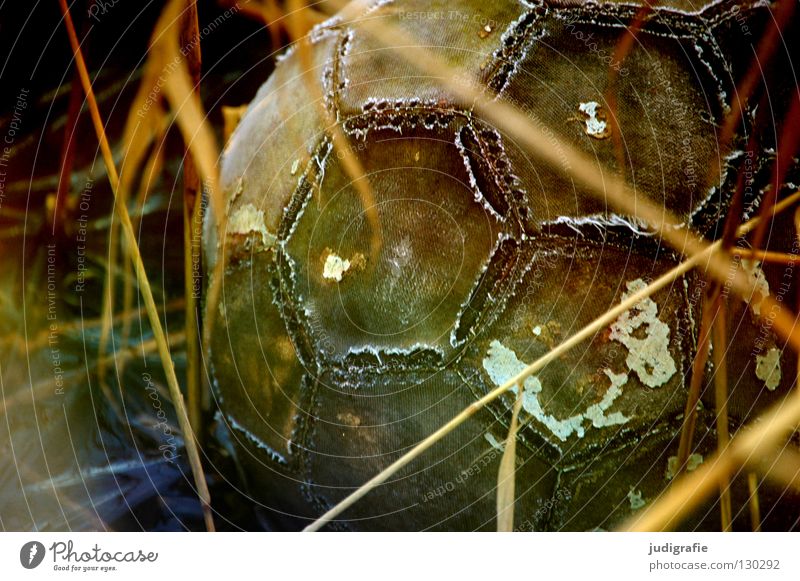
left=482, top=340, right=582, bottom=441
left=291, top=158, right=300, bottom=175
left=741, top=259, right=770, bottom=316
left=228, top=203, right=276, bottom=248
left=584, top=370, right=630, bottom=428
left=482, top=340, right=541, bottom=395
left=666, top=453, right=704, bottom=480
left=229, top=177, right=244, bottom=206
left=484, top=432, right=505, bottom=451
left=628, top=488, right=646, bottom=510
left=755, top=346, right=782, bottom=391
left=578, top=101, right=610, bottom=139
left=321, top=249, right=365, bottom=282
left=322, top=252, right=351, bottom=282
left=388, top=237, right=413, bottom=278
left=482, top=341, right=630, bottom=442
left=521, top=387, right=586, bottom=442
left=610, top=279, right=676, bottom=388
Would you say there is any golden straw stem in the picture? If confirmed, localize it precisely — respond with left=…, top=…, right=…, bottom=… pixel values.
left=58, top=0, right=215, bottom=532
left=711, top=297, right=732, bottom=531
left=731, top=248, right=799, bottom=265
left=747, top=472, right=762, bottom=532
left=180, top=0, right=204, bottom=434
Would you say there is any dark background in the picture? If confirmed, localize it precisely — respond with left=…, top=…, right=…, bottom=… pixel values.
left=0, top=0, right=285, bottom=531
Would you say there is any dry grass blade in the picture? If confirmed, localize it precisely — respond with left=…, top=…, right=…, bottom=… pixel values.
left=150, top=1, right=222, bottom=211
left=732, top=248, right=800, bottom=265
left=0, top=298, right=184, bottom=353
left=673, top=110, right=757, bottom=481
left=222, top=105, right=248, bottom=144
left=147, top=0, right=226, bottom=359
left=796, top=207, right=800, bottom=390
left=97, top=232, right=121, bottom=412
left=120, top=131, right=168, bottom=359
left=713, top=0, right=795, bottom=182
left=0, top=331, right=187, bottom=417
left=711, top=296, right=732, bottom=531
left=54, top=5, right=93, bottom=231
left=270, top=0, right=300, bottom=47
left=115, top=8, right=172, bottom=376
left=604, top=2, right=654, bottom=176
left=232, top=0, right=327, bottom=44
left=675, top=289, right=717, bottom=476
left=755, top=448, right=800, bottom=493
left=180, top=0, right=203, bottom=433
left=750, top=82, right=800, bottom=253
left=747, top=472, right=762, bottom=532
left=57, top=0, right=215, bottom=532
left=496, top=383, right=523, bottom=532
left=253, top=0, right=286, bottom=50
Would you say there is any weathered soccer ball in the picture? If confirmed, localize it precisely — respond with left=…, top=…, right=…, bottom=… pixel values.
left=206, top=0, right=799, bottom=530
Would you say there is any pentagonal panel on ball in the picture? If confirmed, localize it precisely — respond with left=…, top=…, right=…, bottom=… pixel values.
left=279, top=123, right=508, bottom=364
left=484, top=3, right=736, bottom=229
left=461, top=238, right=695, bottom=463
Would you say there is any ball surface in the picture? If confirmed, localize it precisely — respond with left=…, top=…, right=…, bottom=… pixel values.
left=206, top=0, right=798, bottom=530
